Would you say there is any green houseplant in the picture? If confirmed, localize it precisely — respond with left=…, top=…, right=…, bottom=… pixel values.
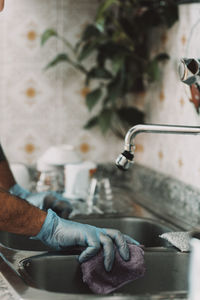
left=41, top=0, right=178, bottom=137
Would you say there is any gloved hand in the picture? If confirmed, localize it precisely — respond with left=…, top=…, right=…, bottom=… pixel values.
left=31, top=209, right=140, bottom=272
left=9, top=184, right=72, bottom=215
left=9, top=183, right=31, bottom=199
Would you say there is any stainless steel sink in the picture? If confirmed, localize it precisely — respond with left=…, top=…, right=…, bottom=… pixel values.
left=75, top=217, right=175, bottom=247
left=0, top=217, right=174, bottom=251
left=19, top=250, right=189, bottom=295
left=0, top=232, right=52, bottom=251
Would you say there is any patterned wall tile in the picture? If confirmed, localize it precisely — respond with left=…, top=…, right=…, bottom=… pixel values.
left=0, top=0, right=123, bottom=168
left=137, top=4, right=200, bottom=189
left=2, top=0, right=58, bottom=65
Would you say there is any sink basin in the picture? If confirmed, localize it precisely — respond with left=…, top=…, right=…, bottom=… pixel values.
left=75, top=217, right=175, bottom=247
left=0, top=217, right=173, bottom=251
left=19, top=250, right=189, bottom=295
left=0, top=232, right=52, bottom=251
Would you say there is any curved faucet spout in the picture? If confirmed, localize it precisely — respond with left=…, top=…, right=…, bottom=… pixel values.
left=116, top=124, right=200, bottom=170
left=124, top=124, right=200, bottom=152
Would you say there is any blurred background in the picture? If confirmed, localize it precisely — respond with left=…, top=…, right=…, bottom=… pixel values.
left=0, top=0, right=200, bottom=188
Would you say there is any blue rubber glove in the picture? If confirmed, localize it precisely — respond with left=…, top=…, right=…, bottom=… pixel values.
left=9, top=183, right=31, bottom=199
left=9, top=184, right=72, bottom=211
left=32, top=209, right=140, bottom=272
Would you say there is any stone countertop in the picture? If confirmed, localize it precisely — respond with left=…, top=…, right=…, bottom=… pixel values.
left=0, top=271, right=21, bottom=300
left=96, top=163, right=200, bottom=231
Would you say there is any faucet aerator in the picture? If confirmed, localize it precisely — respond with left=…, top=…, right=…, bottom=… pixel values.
left=115, top=151, right=134, bottom=171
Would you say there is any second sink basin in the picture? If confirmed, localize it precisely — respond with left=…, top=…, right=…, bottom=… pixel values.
left=75, top=217, right=176, bottom=247
left=0, top=217, right=174, bottom=251
left=19, top=250, right=189, bottom=295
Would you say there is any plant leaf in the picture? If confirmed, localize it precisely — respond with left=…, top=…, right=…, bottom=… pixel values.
left=81, top=25, right=101, bottom=41
left=84, top=116, right=99, bottom=130
left=155, top=53, right=170, bottom=61
left=41, top=29, right=57, bottom=46
left=96, top=0, right=118, bottom=21
left=112, top=55, right=125, bottom=75
left=117, top=107, right=144, bottom=127
left=163, top=4, right=178, bottom=28
left=78, top=42, right=97, bottom=61
left=106, top=75, right=123, bottom=102
left=96, top=17, right=105, bottom=33
left=98, top=109, right=113, bottom=134
left=146, top=59, right=160, bottom=82
left=86, top=88, right=102, bottom=111
left=88, top=67, right=113, bottom=80
left=45, top=53, right=70, bottom=69
left=98, top=42, right=129, bottom=60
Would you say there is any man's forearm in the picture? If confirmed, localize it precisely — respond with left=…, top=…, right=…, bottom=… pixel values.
left=0, top=0, right=4, bottom=11
left=0, top=189, right=46, bottom=236
left=0, top=144, right=16, bottom=190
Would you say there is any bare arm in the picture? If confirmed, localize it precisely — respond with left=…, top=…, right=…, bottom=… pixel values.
left=0, top=0, right=4, bottom=11
left=0, top=188, right=47, bottom=236
left=0, top=144, right=46, bottom=235
left=0, top=144, right=16, bottom=190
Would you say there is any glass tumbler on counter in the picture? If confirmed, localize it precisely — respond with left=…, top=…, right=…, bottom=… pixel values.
left=36, top=170, right=60, bottom=192
left=97, top=178, right=115, bottom=213
left=85, top=177, right=115, bottom=214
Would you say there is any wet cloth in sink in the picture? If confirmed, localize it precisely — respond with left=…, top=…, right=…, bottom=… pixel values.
left=81, top=244, right=145, bottom=295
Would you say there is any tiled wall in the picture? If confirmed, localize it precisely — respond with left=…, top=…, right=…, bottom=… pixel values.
left=0, top=0, right=123, bottom=166
left=136, top=3, right=200, bottom=189
left=1, top=1, right=200, bottom=189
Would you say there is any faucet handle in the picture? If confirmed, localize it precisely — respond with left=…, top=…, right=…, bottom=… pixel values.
left=179, top=58, right=200, bottom=86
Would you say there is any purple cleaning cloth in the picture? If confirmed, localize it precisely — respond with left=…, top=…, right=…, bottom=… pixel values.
left=81, top=244, right=145, bottom=295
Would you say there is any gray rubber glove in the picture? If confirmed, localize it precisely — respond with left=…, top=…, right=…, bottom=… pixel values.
left=31, top=209, right=140, bottom=272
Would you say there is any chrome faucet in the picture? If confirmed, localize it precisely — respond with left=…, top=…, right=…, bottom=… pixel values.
left=116, top=124, right=200, bottom=170
left=116, top=57, right=200, bottom=171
